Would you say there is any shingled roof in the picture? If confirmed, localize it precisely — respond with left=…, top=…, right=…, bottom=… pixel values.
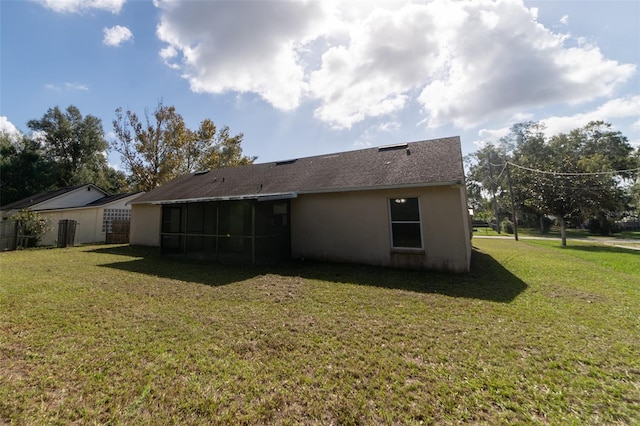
left=1, top=184, right=90, bottom=211
left=132, top=136, right=464, bottom=204
left=85, top=192, right=143, bottom=206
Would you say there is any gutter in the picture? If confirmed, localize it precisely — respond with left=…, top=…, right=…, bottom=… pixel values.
left=131, top=192, right=299, bottom=205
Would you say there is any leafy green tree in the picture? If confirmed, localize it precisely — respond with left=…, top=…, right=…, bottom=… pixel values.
left=0, top=132, right=56, bottom=206
left=466, top=121, right=637, bottom=245
left=112, top=102, right=255, bottom=192
left=27, top=105, right=123, bottom=191
left=465, top=142, right=509, bottom=228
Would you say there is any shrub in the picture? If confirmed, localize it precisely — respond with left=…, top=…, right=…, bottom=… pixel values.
left=500, top=218, right=514, bottom=234
left=540, top=216, right=553, bottom=234
left=10, top=209, right=52, bottom=247
left=586, top=217, right=619, bottom=236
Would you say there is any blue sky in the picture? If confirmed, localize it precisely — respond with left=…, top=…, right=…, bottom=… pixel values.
left=1, top=0, right=638, bottom=171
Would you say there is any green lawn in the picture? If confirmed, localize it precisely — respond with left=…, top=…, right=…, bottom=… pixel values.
left=1, top=240, right=639, bottom=424
left=473, top=226, right=640, bottom=240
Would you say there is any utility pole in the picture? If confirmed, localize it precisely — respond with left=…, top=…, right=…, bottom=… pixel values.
left=487, top=153, right=500, bottom=234
left=506, top=162, right=519, bottom=241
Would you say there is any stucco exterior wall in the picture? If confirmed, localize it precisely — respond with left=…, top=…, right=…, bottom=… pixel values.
left=291, top=186, right=471, bottom=272
left=33, top=194, right=141, bottom=246
left=130, top=204, right=162, bottom=247
left=39, top=208, right=102, bottom=246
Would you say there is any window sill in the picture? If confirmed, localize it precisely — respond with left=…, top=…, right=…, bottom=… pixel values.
left=391, top=247, right=425, bottom=255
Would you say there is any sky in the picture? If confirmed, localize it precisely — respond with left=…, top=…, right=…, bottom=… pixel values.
left=1, top=0, right=639, bottom=171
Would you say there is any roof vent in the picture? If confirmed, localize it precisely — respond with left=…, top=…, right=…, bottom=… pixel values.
left=378, top=143, right=408, bottom=152
left=194, top=169, right=210, bottom=175
left=276, top=159, right=297, bottom=165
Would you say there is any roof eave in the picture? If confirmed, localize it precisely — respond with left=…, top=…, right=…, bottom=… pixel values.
left=131, top=192, right=299, bottom=205
left=129, top=180, right=463, bottom=205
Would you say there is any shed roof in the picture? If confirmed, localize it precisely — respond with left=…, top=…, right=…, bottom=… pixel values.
left=132, top=136, right=464, bottom=205
left=85, top=192, right=143, bottom=206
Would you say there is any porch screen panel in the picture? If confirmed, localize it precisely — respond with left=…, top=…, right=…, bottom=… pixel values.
left=254, top=201, right=290, bottom=262
left=217, top=201, right=252, bottom=262
left=161, top=205, right=184, bottom=254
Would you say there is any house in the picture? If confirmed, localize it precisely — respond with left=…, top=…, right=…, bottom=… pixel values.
left=130, top=137, right=472, bottom=272
left=0, top=184, right=143, bottom=246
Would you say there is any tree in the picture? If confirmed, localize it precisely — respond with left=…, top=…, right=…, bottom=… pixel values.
left=0, top=132, right=56, bottom=206
left=26, top=105, right=124, bottom=191
left=112, top=102, right=255, bottom=192
left=465, top=143, right=507, bottom=227
left=466, top=121, right=638, bottom=245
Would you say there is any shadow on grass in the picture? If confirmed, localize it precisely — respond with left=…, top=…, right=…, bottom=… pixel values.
left=89, top=245, right=527, bottom=303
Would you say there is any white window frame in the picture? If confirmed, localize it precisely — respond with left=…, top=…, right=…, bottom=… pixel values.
left=388, top=197, right=424, bottom=250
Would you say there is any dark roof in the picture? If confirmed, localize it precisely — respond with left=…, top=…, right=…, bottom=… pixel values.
left=85, top=192, right=143, bottom=206
left=133, top=137, right=464, bottom=204
left=0, top=184, right=88, bottom=211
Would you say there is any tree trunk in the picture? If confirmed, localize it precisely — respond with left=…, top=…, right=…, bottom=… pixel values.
left=559, top=217, right=567, bottom=246
left=539, top=215, right=544, bottom=234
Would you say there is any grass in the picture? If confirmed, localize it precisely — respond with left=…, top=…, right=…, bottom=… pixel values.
left=1, top=241, right=639, bottom=424
left=473, top=226, right=640, bottom=240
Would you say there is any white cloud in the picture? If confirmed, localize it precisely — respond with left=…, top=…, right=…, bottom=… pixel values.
left=66, top=82, right=89, bottom=91
left=45, top=82, right=89, bottom=91
left=355, top=120, right=401, bottom=147
left=475, top=95, right=640, bottom=145
left=541, top=96, right=640, bottom=136
left=477, top=127, right=510, bottom=143
left=155, top=0, right=333, bottom=111
left=559, top=15, right=569, bottom=26
left=38, top=0, right=125, bottom=14
left=153, top=0, right=636, bottom=130
left=416, top=1, right=634, bottom=129
left=0, top=116, right=22, bottom=141
left=103, top=25, right=133, bottom=47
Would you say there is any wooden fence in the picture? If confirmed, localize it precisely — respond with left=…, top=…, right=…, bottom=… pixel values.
left=106, top=220, right=130, bottom=244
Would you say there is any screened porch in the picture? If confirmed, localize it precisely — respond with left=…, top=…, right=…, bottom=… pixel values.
left=160, top=199, right=290, bottom=264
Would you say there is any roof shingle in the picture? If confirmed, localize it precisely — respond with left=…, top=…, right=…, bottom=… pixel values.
left=132, top=137, right=464, bottom=204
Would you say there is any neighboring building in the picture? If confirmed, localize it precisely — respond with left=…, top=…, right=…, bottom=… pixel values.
left=130, top=137, right=472, bottom=272
left=0, top=184, right=142, bottom=246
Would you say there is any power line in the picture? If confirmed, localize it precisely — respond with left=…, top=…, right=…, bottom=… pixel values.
left=504, top=161, right=640, bottom=177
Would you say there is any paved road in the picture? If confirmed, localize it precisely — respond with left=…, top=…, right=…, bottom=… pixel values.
left=473, top=234, right=640, bottom=250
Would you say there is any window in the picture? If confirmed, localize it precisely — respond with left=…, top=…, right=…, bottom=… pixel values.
left=389, top=197, right=422, bottom=249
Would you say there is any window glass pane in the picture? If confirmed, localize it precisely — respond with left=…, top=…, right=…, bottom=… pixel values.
left=392, top=223, right=422, bottom=248
left=390, top=198, right=420, bottom=221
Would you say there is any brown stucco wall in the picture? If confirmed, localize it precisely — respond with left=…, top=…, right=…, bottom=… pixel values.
left=291, top=186, right=471, bottom=272
left=38, top=208, right=102, bottom=246
left=130, top=184, right=472, bottom=272
left=130, top=204, right=162, bottom=247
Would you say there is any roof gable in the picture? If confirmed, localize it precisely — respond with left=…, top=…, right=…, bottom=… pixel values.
left=1, top=184, right=109, bottom=212
left=132, top=137, right=465, bottom=204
